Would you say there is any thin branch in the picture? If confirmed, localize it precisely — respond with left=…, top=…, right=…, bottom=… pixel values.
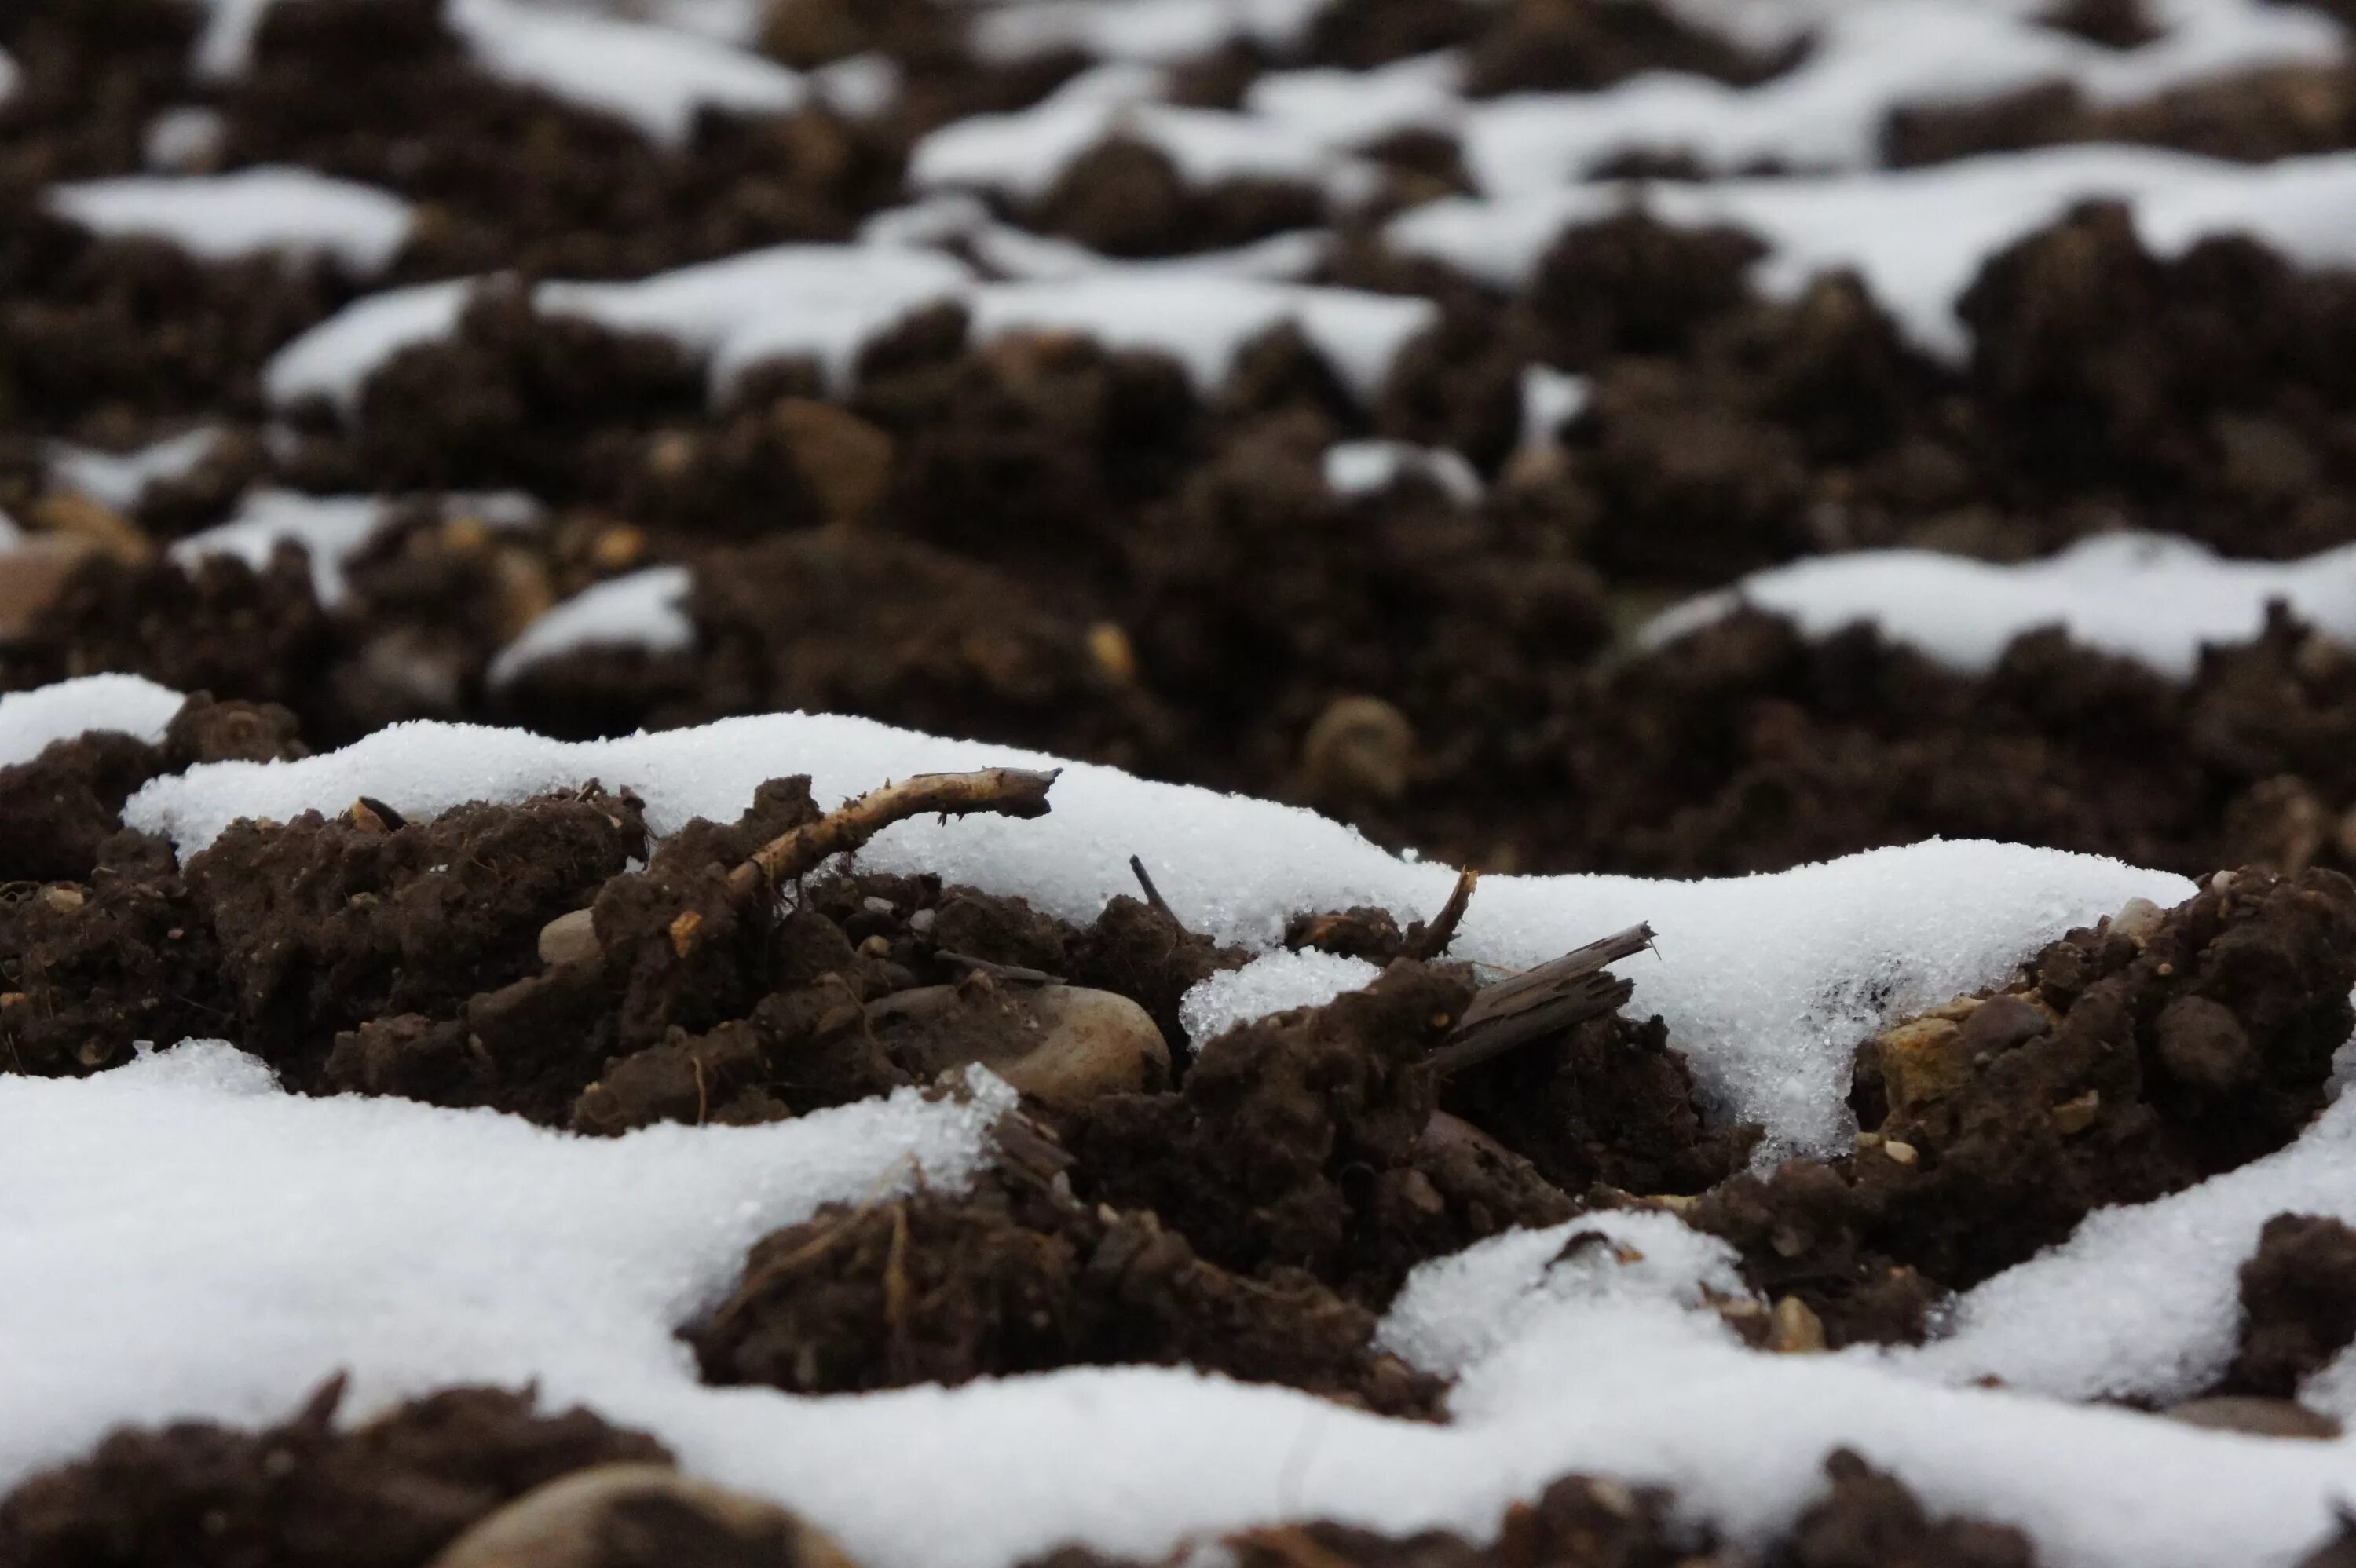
left=725, top=767, right=1061, bottom=901
left=1403, top=868, right=1480, bottom=961
left=1428, top=923, right=1655, bottom=1077
left=1128, top=853, right=1178, bottom=923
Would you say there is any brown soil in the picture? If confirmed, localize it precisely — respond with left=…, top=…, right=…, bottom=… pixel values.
left=0, top=1379, right=671, bottom=1568
left=2227, top=1212, right=2356, bottom=1395
left=1689, top=867, right=2356, bottom=1344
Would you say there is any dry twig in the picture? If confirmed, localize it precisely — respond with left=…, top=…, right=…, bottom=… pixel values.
left=1128, top=853, right=1178, bottom=922
left=1403, top=868, right=1480, bottom=961
left=1429, top=923, right=1655, bottom=1077
left=725, top=767, right=1061, bottom=901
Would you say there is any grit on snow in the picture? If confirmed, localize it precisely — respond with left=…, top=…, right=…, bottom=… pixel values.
left=0, top=686, right=2347, bottom=1568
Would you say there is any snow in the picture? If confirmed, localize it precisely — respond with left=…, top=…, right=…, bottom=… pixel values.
left=263, top=277, right=479, bottom=413
left=1893, top=1092, right=2356, bottom=1407
left=1455, top=0, right=2342, bottom=190
left=1644, top=532, right=2356, bottom=679
left=46, top=428, right=223, bottom=514
left=123, top=708, right=2186, bottom=1157
left=0, top=676, right=188, bottom=769
left=970, top=276, right=1436, bottom=400
left=169, top=490, right=390, bottom=608
left=143, top=107, right=226, bottom=173
left=911, top=75, right=1372, bottom=204
left=11, top=1041, right=2356, bottom=1568
left=1178, top=949, right=1385, bottom=1049
left=189, top=0, right=803, bottom=140
left=46, top=167, right=415, bottom=272
left=1324, top=440, right=1483, bottom=504
left=1520, top=365, right=1591, bottom=452
left=1245, top=53, right=1468, bottom=153
left=268, top=246, right=1423, bottom=411
left=536, top=243, right=973, bottom=396
left=488, top=565, right=697, bottom=687
left=447, top=0, right=805, bottom=146
left=0, top=1044, right=1011, bottom=1482
left=968, top=223, right=1331, bottom=283
left=970, top=0, right=1324, bottom=65
left=811, top=53, right=902, bottom=121
left=1392, top=145, right=2356, bottom=360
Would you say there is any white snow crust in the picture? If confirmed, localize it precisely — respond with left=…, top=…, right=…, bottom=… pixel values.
left=46, top=167, right=415, bottom=272
left=192, top=0, right=804, bottom=141
left=0, top=675, right=187, bottom=769
left=971, top=0, right=1324, bottom=65
left=122, top=707, right=2187, bottom=1156
left=46, top=428, right=223, bottom=513
left=488, top=565, right=696, bottom=686
left=168, top=490, right=390, bottom=607
left=1391, top=145, right=2356, bottom=360
left=1324, top=439, right=1483, bottom=504
left=263, top=277, right=480, bottom=412
left=1646, top=532, right=2356, bottom=678
left=1179, top=949, right=1385, bottom=1048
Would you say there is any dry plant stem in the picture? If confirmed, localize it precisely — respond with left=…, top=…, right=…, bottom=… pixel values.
left=1429, top=923, right=1655, bottom=1077
left=1129, top=853, right=1178, bottom=922
left=1404, top=868, right=1480, bottom=961
left=725, top=767, right=1062, bottom=901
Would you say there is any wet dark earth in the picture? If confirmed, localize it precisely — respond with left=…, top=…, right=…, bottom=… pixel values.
left=10, top=0, right=2356, bottom=1563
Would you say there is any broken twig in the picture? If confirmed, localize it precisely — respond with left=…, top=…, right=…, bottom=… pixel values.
left=1403, top=868, right=1480, bottom=961
left=1427, top=923, right=1654, bottom=1077
left=725, top=767, right=1061, bottom=901
left=1128, top=853, right=1178, bottom=923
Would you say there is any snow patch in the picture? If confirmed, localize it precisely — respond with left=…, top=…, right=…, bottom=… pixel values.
left=1324, top=440, right=1483, bottom=504
left=1644, top=532, right=2356, bottom=679
left=489, top=565, right=697, bottom=687
left=1458, top=0, right=2342, bottom=191
left=123, top=710, right=2186, bottom=1156
left=169, top=491, right=390, bottom=608
left=264, top=277, right=480, bottom=413
left=0, top=675, right=187, bottom=769
left=46, top=428, right=223, bottom=514
left=971, top=0, right=1324, bottom=65
left=1178, top=950, right=1384, bottom=1049
left=143, top=107, right=227, bottom=173
left=46, top=167, right=414, bottom=272
left=1391, top=145, right=2356, bottom=360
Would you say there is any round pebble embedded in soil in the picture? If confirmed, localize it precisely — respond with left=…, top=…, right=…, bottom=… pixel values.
left=427, top=1464, right=862, bottom=1568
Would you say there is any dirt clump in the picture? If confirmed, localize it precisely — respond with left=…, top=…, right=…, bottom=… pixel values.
left=1690, top=868, right=2356, bottom=1345
left=1055, top=959, right=1582, bottom=1303
left=2226, top=1212, right=2356, bottom=1396
left=0, top=1378, right=671, bottom=1568
left=690, top=1162, right=1444, bottom=1415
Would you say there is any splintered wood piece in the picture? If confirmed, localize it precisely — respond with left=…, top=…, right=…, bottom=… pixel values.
left=1404, top=868, right=1480, bottom=960
left=1428, top=923, right=1655, bottom=1077
left=725, top=767, right=1060, bottom=901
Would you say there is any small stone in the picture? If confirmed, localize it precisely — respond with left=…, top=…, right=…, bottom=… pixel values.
left=2051, top=1090, right=2101, bottom=1135
left=857, top=934, right=891, bottom=959
left=347, top=799, right=393, bottom=835
left=1299, top=695, right=1414, bottom=807
left=1086, top=621, right=1136, bottom=682
left=1767, top=1296, right=1827, bottom=1353
left=591, top=524, right=647, bottom=571
left=668, top=910, right=705, bottom=958
left=2110, top=896, right=2164, bottom=945
left=1880, top=1139, right=1919, bottom=1166
left=0, top=535, right=101, bottom=641
left=776, top=398, right=893, bottom=524
left=30, top=491, right=152, bottom=561
left=38, top=884, right=86, bottom=913
left=868, top=983, right=1169, bottom=1109
left=2160, top=1396, right=2340, bottom=1441
left=1421, top=1109, right=1517, bottom=1164
left=1875, top=1018, right=1970, bottom=1115
left=538, top=908, right=601, bottom=967
left=1956, top=993, right=2051, bottom=1054
left=426, top=1463, right=861, bottom=1568
left=2155, top=994, right=2256, bottom=1091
